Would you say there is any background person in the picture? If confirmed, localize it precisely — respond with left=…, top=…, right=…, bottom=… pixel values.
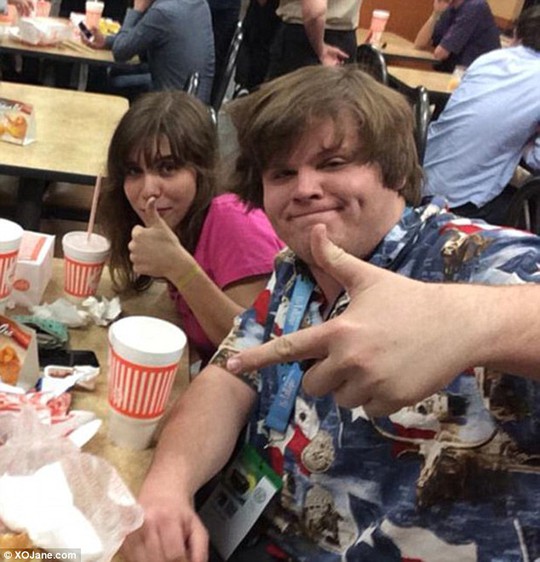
left=121, top=66, right=540, bottom=562
left=414, top=0, right=500, bottom=72
left=98, top=90, right=283, bottom=366
left=266, top=0, right=361, bottom=80
left=83, top=0, right=215, bottom=103
left=423, top=6, right=540, bottom=226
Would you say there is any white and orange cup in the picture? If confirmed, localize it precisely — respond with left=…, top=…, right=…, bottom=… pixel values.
left=368, top=9, right=390, bottom=48
left=0, top=219, right=23, bottom=314
left=107, top=316, right=187, bottom=449
left=62, top=231, right=110, bottom=302
left=85, top=0, right=104, bottom=29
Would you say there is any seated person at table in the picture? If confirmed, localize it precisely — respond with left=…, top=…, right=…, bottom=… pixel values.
left=414, top=0, right=500, bottom=72
left=423, top=6, right=540, bottom=226
left=83, top=0, right=215, bottom=103
left=121, top=66, right=540, bottom=562
left=98, top=90, right=283, bottom=366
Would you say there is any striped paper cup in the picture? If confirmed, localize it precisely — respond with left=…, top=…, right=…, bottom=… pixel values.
left=107, top=316, right=186, bottom=449
left=0, top=219, right=24, bottom=313
left=62, top=231, right=110, bottom=300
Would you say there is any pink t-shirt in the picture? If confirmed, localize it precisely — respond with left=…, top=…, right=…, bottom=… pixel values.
left=169, top=193, right=284, bottom=363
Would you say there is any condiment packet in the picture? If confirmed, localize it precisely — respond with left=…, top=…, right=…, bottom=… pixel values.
left=42, top=364, right=100, bottom=392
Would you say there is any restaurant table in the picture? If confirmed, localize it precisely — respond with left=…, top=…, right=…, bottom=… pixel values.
left=356, top=28, right=436, bottom=65
left=0, top=81, right=128, bottom=230
left=13, top=258, right=190, bottom=561
left=388, top=65, right=453, bottom=94
left=0, top=18, right=136, bottom=90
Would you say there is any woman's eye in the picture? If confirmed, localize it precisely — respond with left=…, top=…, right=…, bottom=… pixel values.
left=126, top=166, right=142, bottom=176
left=158, top=162, right=178, bottom=175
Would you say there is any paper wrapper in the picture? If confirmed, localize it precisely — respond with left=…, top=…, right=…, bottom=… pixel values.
left=17, top=17, right=72, bottom=46
left=0, top=406, right=144, bottom=561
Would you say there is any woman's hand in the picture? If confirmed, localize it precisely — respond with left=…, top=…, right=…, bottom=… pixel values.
left=128, top=197, right=195, bottom=282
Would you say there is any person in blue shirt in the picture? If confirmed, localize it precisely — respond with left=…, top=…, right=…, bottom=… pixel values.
left=84, top=0, right=215, bottom=103
left=423, top=6, right=540, bottom=225
left=121, top=65, right=540, bottom=562
left=414, top=0, right=500, bottom=72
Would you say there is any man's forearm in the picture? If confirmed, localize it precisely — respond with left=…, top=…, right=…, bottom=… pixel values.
left=414, top=12, right=439, bottom=49
left=145, top=366, right=256, bottom=499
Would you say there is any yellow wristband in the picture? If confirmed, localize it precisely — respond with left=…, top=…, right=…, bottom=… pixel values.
left=176, top=264, right=201, bottom=291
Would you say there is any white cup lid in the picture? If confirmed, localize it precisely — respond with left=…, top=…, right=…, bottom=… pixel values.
left=109, top=316, right=186, bottom=366
left=373, top=9, right=390, bottom=18
left=0, top=219, right=23, bottom=251
left=62, top=231, right=110, bottom=263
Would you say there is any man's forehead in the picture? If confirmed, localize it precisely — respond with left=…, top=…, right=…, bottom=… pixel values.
left=267, top=118, right=360, bottom=167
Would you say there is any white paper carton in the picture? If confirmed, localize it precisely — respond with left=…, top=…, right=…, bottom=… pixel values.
left=11, top=231, right=54, bottom=308
left=0, top=315, right=39, bottom=390
left=0, top=97, right=36, bottom=146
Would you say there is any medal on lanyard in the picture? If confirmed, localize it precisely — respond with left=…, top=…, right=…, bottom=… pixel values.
left=265, top=275, right=314, bottom=434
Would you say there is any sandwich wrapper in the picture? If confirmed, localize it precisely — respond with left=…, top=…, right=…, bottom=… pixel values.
left=0, top=407, right=144, bottom=560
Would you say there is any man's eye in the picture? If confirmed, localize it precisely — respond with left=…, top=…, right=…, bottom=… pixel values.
left=270, top=170, right=296, bottom=181
left=322, top=158, right=346, bottom=169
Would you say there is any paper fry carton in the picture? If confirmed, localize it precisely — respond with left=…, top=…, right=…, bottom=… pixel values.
left=0, top=315, right=39, bottom=390
left=0, top=97, right=36, bottom=146
left=11, top=231, right=54, bottom=308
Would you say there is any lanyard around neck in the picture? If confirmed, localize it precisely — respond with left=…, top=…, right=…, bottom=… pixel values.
left=265, top=274, right=314, bottom=434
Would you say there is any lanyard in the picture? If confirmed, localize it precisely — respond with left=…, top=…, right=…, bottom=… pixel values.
left=265, top=274, right=314, bottom=434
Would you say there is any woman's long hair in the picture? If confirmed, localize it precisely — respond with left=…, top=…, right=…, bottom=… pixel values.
left=99, top=91, right=217, bottom=292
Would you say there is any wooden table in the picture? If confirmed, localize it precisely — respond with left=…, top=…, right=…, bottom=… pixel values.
left=388, top=65, right=452, bottom=94
left=14, top=259, right=189, bottom=560
left=356, top=27, right=436, bottom=65
left=0, top=18, right=134, bottom=89
left=0, top=81, right=128, bottom=230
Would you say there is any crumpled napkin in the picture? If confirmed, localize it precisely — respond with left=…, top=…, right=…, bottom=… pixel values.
left=31, top=297, right=121, bottom=328
left=0, top=461, right=103, bottom=558
left=0, top=407, right=144, bottom=561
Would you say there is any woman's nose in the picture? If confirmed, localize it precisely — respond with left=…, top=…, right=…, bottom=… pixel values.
left=141, top=172, right=161, bottom=199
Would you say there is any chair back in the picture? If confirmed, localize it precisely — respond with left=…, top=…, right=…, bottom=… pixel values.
left=356, top=43, right=388, bottom=85
left=184, top=71, right=200, bottom=97
left=504, top=175, right=540, bottom=233
left=210, top=21, right=244, bottom=113
left=388, top=76, right=431, bottom=164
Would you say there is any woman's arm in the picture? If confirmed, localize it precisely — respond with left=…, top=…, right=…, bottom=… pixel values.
left=128, top=197, right=278, bottom=346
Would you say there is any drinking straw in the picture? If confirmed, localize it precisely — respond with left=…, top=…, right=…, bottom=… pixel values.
left=87, top=174, right=102, bottom=242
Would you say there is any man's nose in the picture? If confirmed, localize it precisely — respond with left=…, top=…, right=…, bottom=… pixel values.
left=293, top=168, right=323, bottom=199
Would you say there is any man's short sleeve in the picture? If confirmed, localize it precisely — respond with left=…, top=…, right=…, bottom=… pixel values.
left=438, top=2, right=483, bottom=55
